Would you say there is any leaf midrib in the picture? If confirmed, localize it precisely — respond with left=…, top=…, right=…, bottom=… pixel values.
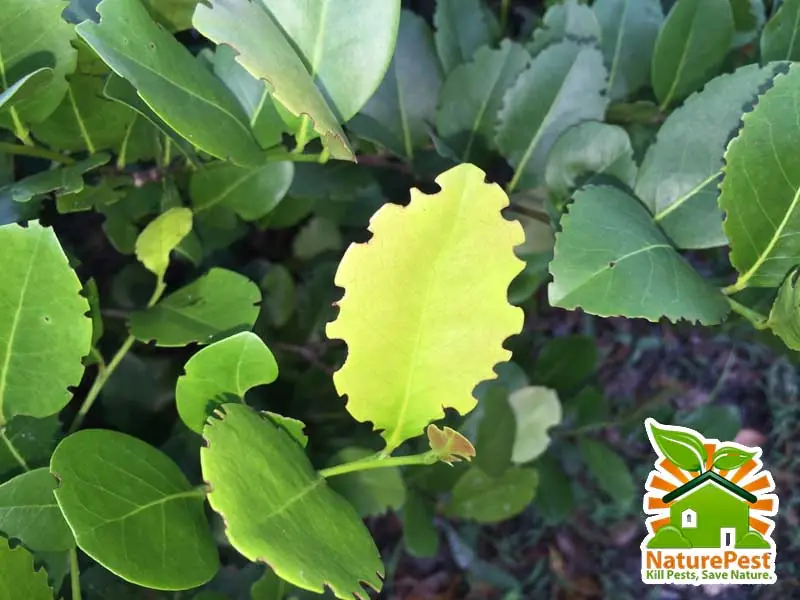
left=0, top=230, right=44, bottom=422
left=606, top=0, right=631, bottom=96
left=194, top=166, right=262, bottom=214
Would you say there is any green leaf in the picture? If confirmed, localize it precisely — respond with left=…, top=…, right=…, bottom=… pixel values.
left=720, top=64, right=800, bottom=290
left=712, top=445, right=756, bottom=470
left=645, top=419, right=708, bottom=472
left=0, top=222, right=91, bottom=424
left=176, top=331, right=278, bottom=433
left=250, top=568, right=286, bottom=600
left=577, top=438, right=636, bottom=506
left=327, top=447, right=406, bottom=517
left=507, top=386, right=561, bottom=464
left=651, top=0, right=734, bottom=109
left=193, top=0, right=353, bottom=161
left=103, top=75, right=198, bottom=164
left=564, top=386, right=609, bottom=427
left=291, top=163, right=383, bottom=227
left=142, top=0, right=197, bottom=31
left=77, top=0, right=261, bottom=165
left=258, top=0, right=401, bottom=123
left=129, top=268, right=261, bottom=347
left=548, top=185, right=730, bottom=323
left=260, top=265, right=296, bottom=328
left=435, top=40, right=530, bottom=162
left=636, top=63, right=780, bottom=249
left=135, top=207, right=193, bottom=280
left=403, top=490, right=438, bottom=558
left=594, top=0, right=663, bottom=99
left=767, top=267, right=800, bottom=350
left=0, top=416, right=60, bottom=478
left=0, top=538, right=52, bottom=600
left=534, top=335, right=597, bottom=395
left=190, top=161, right=294, bottom=222
left=350, top=10, right=443, bottom=159
left=0, top=0, right=77, bottom=130
left=762, top=0, right=800, bottom=61
left=682, top=404, right=741, bottom=441
left=30, top=73, right=136, bottom=153
left=445, top=466, right=538, bottom=523
left=201, top=403, right=383, bottom=599
left=474, top=387, right=516, bottom=476
left=0, top=69, right=55, bottom=117
left=51, top=429, right=218, bottom=590
left=497, top=40, right=608, bottom=192
left=293, top=217, right=342, bottom=260
left=326, top=164, right=524, bottom=451
left=528, top=0, right=600, bottom=56
left=434, top=0, right=498, bottom=73
left=533, top=455, right=573, bottom=524
left=0, top=468, right=73, bottom=552
left=731, top=0, right=765, bottom=48
left=544, top=121, right=637, bottom=198
left=209, top=45, right=285, bottom=150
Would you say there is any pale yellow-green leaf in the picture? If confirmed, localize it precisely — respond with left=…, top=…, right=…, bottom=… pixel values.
left=326, top=163, right=525, bottom=451
left=135, top=207, right=193, bottom=279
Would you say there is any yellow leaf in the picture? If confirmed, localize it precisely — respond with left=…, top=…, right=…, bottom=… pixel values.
left=326, top=163, right=525, bottom=451
left=135, top=207, right=193, bottom=279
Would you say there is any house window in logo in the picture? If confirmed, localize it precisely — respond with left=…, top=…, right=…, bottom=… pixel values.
left=681, top=508, right=696, bottom=529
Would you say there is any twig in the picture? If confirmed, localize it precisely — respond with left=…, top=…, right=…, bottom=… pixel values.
left=0, top=141, right=75, bottom=165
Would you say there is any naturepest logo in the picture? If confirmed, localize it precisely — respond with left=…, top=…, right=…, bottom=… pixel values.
left=641, top=418, right=777, bottom=585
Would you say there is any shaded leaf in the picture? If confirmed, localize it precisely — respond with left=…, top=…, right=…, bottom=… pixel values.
left=548, top=185, right=730, bottom=323
left=497, top=40, right=608, bottom=192
left=190, top=161, right=294, bottom=222
left=577, top=438, right=636, bottom=506
left=261, top=265, right=296, bottom=328
left=135, top=207, right=193, bottom=280
left=0, top=468, right=73, bottom=551
left=534, top=335, right=597, bottom=395
left=474, top=387, right=515, bottom=475
left=683, top=404, right=741, bottom=442
left=0, top=416, right=60, bottom=479
left=78, top=0, right=261, bottom=165
left=142, top=0, right=197, bottom=31
left=293, top=217, right=342, bottom=260
left=51, top=429, right=219, bottom=590
left=645, top=419, right=707, bottom=472
left=0, top=539, right=52, bottom=600
left=129, top=268, right=261, bottom=347
left=712, top=445, right=756, bottom=470
left=762, top=0, right=800, bottom=61
left=0, top=0, right=77, bottom=130
left=533, top=455, right=573, bottom=524
left=258, top=0, right=401, bottom=123
left=434, top=0, right=498, bottom=73
left=564, top=386, right=608, bottom=427
left=201, top=403, right=383, bottom=599
left=193, top=0, right=353, bottom=160
left=291, top=163, right=383, bottom=227
left=507, top=386, right=561, bottom=464
left=350, top=10, right=443, bottom=159
left=720, top=64, right=800, bottom=289
left=327, top=447, right=406, bottom=517
left=528, top=0, right=600, bottom=56
left=767, top=267, right=800, bottom=350
left=436, top=40, right=530, bottom=162
left=176, top=331, right=278, bottom=433
left=446, top=466, right=537, bottom=523
left=326, top=164, right=524, bottom=451
left=403, top=490, right=438, bottom=558
left=0, top=222, right=91, bottom=423
left=250, top=568, right=286, bottom=600
left=731, top=0, right=765, bottom=48
left=651, top=0, right=734, bottom=108
left=544, top=121, right=636, bottom=197
left=0, top=69, right=55, bottom=117
left=636, top=62, right=780, bottom=249
left=594, top=0, right=663, bottom=99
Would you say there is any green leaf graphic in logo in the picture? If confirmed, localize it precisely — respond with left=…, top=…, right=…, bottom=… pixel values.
left=646, top=420, right=707, bottom=472
left=711, top=445, right=756, bottom=470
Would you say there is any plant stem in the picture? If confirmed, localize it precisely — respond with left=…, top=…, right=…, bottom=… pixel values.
left=319, top=450, right=438, bottom=479
left=264, top=147, right=327, bottom=163
left=500, top=0, right=511, bottom=34
left=68, top=281, right=166, bottom=434
left=69, top=548, right=82, bottom=600
left=726, top=297, right=769, bottom=330
left=0, top=428, right=29, bottom=471
left=0, top=141, right=75, bottom=165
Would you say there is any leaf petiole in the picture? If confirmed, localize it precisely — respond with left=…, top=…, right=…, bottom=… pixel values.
left=69, top=547, right=82, bottom=600
left=725, top=297, right=769, bottom=330
left=0, top=141, right=75, bottom=165
left=319, top=450, right=438, bottom=479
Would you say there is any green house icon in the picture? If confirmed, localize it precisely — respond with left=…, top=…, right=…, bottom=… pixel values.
left=647, top=471, right=770, bottom=549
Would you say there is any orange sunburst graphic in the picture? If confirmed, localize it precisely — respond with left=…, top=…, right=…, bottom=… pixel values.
left=643, top=434, right=778, bottom=539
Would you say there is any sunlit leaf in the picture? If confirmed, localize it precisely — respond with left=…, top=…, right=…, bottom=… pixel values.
left=135, top=207, right=193, bottom=281
left=507, top=386, right=561, bottom=464
left=176, top=331, right=278, bottom=433
left=326, top=164, right=524, bottom=451
left=201, top=403, right=383, bottom=599
left=0, top=222, right=91, bottom=423
left=0, top=539, right=52, bottom=600
left=0, top=70, right=55, bottom=118
left=51, top=429, right=219, bottom=590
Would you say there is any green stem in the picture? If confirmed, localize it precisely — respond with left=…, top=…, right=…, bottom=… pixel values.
left=500, top=0, right=511, bottom=34
left=293, top=117, right=312, bottom=154
left=264, top=147, right=327, bottom=163
left=726, top=297, right=769, bottom=330
left=0, top=141, right=75, bottom=165
left=319, top=450, right=438, bottom=479
left=68, top=281, right=166, bottom=434
left=69, top=548, right=82, bottom=600
left=0, top=428, right=29, bottom=471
